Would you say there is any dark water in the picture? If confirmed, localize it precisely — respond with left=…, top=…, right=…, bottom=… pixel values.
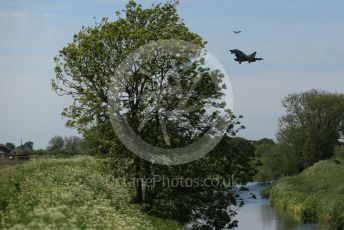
left=235, top=183, right=318, bottom=230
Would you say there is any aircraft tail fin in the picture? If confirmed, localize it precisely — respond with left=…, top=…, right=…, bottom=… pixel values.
left=250, top=52, right=257, bottom=58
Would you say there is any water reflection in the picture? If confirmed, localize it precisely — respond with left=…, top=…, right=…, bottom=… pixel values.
left=235, top=183, right=318, bottom=230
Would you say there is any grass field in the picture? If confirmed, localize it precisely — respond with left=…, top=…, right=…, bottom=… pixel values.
left=269, top=156, right=344, bottom=230
left=0, top=156, right=184, bottom=230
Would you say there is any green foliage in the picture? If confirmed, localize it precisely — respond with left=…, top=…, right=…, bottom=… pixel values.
left=52, top=0, right=206, bottom=136
left=47, top=135, right=65, bottom=151
left=270, top=157, right=344, bottom=229
left=0, top=156, right=184, bottom=230
left=252, top=138, right=275, bottom=158
left=253, top=138, right=275, bottom=148
left=23, top=141, right=34, bottom=150
left=278, top=89, right=344, bottom=168
left=142, top=136, right=255, bottom=229
left=12, top=141, right=34, bottom=154
left=64, top=136, right=84, bottom=154
left=51, top=1, right=252, bottom=229
left=5, top=143, right=15, bottom=152
left=47, top=135, right=86, bottom=155
left=255, top=143, right=302, bottom=181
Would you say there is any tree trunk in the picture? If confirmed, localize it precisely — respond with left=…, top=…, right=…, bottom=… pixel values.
left=135, top=158, right=143, bottom=203
left=143, top=161, right=153, bottom=209
left=135, top=178, right=143, bottom=203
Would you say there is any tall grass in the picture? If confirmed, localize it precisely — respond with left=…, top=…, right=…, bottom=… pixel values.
left=270, top=156, right=344, bottom=230
left=0, top=156, right=184, bottom=229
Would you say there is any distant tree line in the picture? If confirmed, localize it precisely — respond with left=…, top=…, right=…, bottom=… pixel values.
left=0, top=141, right=34, bottom=154
left=46, top=135, right=87, bottom=155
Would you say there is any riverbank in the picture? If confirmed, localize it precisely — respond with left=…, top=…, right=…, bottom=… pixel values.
left=269, top=157, right=344, bottom=229
left=0, top=156, right=184, bottom=229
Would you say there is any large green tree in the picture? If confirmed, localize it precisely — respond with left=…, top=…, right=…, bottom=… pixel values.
left=52, top=1, right=253, bottom=228
left=278, top=89, right=344, bottom=168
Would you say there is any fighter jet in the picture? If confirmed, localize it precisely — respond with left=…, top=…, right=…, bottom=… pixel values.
left=234, top=30, right=242, bottom=34
left=229, top=49, right=264, bottom=64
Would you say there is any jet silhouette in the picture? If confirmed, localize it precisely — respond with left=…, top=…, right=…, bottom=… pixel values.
left=234, top=30, right=242, bottom=34
left=229, top=49, right=264, bottom=64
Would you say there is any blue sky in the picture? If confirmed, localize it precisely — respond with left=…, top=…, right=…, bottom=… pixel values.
left=1, top=0, right=344, bottom=148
